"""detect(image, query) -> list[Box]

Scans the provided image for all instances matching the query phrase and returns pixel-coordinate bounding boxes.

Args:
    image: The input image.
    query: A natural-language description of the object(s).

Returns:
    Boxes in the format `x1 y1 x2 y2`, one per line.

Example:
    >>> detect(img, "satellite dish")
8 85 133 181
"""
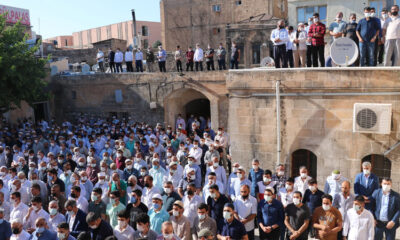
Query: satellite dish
330 37 359 66
260 57 275 67
50 65 58 76
82 64 90 74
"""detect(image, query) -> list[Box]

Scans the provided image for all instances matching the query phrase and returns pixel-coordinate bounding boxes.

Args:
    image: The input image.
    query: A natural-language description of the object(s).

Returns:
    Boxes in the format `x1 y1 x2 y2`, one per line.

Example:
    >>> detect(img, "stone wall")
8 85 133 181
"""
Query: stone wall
227 67 400 190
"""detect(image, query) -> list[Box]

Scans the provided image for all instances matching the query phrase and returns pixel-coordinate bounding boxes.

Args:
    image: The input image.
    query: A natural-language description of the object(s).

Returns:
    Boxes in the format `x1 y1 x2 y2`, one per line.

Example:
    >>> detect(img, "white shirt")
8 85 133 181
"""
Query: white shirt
75 195 89 213
24 208 50 229
290 30 307 51
94 181 110 204
113 224 135 240
49 213 66 232
294 176 312 196
270 28 290 46
194 48 204 61
10 202 29 223
163 171 182 189
233 195 257 231
97 51 104 63
10 229 31 240
16 187 30 205
343 208 375 240
142 186 160 209
205 166 227 189
278 188 294 207
189 147 202 163
203 180 225 201
125 51 134 62
182 194 203 227
114 51 124 63
384 16 400 40
0 201 11 221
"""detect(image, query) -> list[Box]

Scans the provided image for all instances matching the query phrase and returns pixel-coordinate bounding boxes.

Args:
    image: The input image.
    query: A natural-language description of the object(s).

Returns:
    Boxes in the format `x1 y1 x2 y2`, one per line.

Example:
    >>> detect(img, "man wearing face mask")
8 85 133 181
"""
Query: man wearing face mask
312 194 342 240
278 178 295 208
270 20 289 68
23 197 49 232
342 195 375 240
324 170 347 203
371 178 400 240
149 157 167 192
332 181 354 240
233 185 257 240
109 172 127 205
133 213 158 240
248 159 263 198
229 167 251 201
169 200 191 240
257 188 284 240
114 210 135 240
86 212 113 240
294 166 312 196
272 164 287 190
207 184 230 233
107 191 126 228
345 13 360 66
379 9 390 65
164 161 181 189
88 188 106 220
206 156 227 189
123 159 139 181
64 200 88 238
193 204 217 239
356 7 381 66
70 186 88 214
308 12 326 67
48 200 65 232
284 191 310 240
329 12 347 41
148 194 170 234
218 203 248 240
142 175 160 209
216 43 227 70
30 217 57 240
126 189 148 230
382 5 400 67
56 222 76 240
183 156 201 191
0 207 12 239
182 183 203 228
203 173 224 201
161 181 181 213
354 161 379 211
10 220 30 240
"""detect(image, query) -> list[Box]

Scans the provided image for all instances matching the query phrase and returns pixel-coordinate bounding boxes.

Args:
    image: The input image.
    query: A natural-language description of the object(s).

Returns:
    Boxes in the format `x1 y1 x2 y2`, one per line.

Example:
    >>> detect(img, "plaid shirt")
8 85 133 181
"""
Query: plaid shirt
308 22 326 46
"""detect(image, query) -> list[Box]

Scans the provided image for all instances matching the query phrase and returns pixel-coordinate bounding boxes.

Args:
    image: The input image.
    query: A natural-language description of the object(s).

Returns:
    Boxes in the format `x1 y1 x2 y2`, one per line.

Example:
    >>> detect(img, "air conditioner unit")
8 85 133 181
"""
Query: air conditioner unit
353 103 392 134
150 102 157 109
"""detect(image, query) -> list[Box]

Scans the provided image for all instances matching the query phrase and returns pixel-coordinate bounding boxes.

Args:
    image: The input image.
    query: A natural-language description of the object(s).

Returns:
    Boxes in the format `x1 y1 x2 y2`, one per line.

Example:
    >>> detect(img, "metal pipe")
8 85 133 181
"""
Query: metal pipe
131 9 138 47
252 92 400 97
276 81 281 166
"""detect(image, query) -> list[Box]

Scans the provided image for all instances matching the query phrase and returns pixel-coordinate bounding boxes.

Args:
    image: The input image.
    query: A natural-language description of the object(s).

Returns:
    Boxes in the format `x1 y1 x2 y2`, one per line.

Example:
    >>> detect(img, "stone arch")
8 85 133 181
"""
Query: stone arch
164 86 220 131
361 154 391 181
291 149 318 179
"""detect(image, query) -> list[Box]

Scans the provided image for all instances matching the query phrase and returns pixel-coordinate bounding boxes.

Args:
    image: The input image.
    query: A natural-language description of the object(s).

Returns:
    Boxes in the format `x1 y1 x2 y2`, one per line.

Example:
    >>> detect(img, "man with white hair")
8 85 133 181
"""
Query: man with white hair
354 161 379 211
164 161 181 189
17 171 31 192
10 219 30 240
79 171 93 199
11 179 29 205
48 200 66 232
94 172 109 204
183 156 201 191
229 167 252 201
206 156 227 189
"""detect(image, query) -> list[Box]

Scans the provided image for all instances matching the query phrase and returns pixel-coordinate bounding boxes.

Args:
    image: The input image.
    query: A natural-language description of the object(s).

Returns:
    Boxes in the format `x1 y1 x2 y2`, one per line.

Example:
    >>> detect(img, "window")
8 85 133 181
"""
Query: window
369 0 383 14
143 39 149 49
235 1 242 6
212 28 221 35
65 39 68 46
252 43 261 64
297 5 327 24
212 5 221 12
361 154 391 181
291 149 317 179
142 26 148 36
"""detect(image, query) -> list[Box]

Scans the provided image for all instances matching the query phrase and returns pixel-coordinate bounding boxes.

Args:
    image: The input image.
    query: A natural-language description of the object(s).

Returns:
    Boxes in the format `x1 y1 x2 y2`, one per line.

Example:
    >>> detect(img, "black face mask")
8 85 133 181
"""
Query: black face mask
0 150 3 153
12 228 21 234
187 189 194 196
242 194 249 199
279 25 284 29
127 182 134 187
70 193 77 199
144 183 151 188
392 11 398 16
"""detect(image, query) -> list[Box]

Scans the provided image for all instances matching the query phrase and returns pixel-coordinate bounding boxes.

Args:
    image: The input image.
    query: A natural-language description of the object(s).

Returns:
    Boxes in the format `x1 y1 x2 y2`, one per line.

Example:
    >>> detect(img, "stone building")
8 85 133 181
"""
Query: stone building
160 0 287 67
50 67 400 191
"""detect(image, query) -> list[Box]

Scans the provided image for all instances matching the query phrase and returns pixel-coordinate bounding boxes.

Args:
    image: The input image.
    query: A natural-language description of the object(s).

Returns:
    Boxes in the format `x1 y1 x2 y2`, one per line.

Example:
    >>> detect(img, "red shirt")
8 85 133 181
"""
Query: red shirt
308 22 326 46
186 50 194 62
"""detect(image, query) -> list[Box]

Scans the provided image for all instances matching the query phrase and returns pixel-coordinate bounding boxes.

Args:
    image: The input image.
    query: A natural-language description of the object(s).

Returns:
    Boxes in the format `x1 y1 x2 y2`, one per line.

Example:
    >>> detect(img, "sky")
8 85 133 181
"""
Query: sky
1 0 161 39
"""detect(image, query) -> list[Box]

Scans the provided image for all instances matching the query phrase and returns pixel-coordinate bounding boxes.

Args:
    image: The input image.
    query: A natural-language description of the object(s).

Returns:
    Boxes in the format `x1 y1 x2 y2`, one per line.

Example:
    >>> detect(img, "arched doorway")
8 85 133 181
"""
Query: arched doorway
291 149 317 179
361 154 391 181
164 88 218 130
185 99 210 120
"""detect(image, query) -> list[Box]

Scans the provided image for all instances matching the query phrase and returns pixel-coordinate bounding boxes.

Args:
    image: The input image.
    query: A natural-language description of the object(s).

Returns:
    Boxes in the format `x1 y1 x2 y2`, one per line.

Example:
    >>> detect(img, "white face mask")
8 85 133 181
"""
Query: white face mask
164 188 172 194
300 173 307 178
286 184 293 190
263 177 271 183
313 18 319 23
382 184 391 192
293 198 301 205
363 169 370 175
309 186 316 192
237 173 243 179
322 204 331 211
365 12 370 18
264 195 273 202
213 162 219 167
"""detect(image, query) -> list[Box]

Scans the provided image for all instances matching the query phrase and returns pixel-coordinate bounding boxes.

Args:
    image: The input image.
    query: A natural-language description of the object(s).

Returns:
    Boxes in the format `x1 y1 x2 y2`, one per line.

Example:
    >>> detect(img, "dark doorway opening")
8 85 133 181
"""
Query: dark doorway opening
184 98 210 120
291 149 317 179
361 154 391 181
33 102 49 123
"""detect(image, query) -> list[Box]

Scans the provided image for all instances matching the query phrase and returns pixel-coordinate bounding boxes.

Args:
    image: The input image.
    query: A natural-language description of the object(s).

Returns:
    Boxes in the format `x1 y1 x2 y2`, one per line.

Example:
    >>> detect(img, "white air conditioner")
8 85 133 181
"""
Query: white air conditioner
150 102 157 109
353 103 392 134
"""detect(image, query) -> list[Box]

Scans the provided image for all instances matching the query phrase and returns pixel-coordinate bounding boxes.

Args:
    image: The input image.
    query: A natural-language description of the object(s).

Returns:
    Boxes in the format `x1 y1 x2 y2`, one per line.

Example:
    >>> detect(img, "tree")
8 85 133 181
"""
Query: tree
152 40 162 48
0 14 48 114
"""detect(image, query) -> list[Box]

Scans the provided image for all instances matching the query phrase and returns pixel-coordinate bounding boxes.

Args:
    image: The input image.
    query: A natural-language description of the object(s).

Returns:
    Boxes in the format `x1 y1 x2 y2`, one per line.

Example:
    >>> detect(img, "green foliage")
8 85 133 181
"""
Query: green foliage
0 14 48 113
152 40 162 49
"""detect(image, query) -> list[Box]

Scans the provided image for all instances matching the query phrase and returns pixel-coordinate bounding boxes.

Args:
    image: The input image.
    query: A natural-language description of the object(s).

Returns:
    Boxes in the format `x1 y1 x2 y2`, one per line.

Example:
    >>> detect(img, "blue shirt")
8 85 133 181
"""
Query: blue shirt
0 220 12 240
158 50 167 62
302 189 324 214
135 51 143 61
257 199 284 228
148 208 170 234
248 168 264 197
230 178 252 199
329 21 347 39
207 194 230 232
30 229 57 240
379 193 390 221
219 218 247 239
356 18 380 41
270 28 290 46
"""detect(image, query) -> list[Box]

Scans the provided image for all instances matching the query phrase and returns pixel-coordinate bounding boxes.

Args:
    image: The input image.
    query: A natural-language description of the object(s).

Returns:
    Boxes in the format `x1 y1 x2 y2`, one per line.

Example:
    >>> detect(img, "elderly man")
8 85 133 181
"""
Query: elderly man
270 20 289 68
157 221 180 240
149 157 167 192
354 161 380 211
148 193 170 234
65 200 88 238
170 200 191 240
383 5 400 66
56 222 76 240
30 217 57 240
290 22 307 67
10 220 30 240
11 179 29 205
110 172 127 205
324 170 347 202
48 200 65 232
161 181 181 213
329 12 347 40
229 167 251 201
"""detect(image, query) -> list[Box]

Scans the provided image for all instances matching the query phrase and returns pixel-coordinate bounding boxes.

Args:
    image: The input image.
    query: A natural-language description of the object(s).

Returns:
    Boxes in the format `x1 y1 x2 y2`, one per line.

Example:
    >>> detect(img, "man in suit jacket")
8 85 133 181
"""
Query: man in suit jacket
371 178 400 240
65 199 88 238
354 161 380 210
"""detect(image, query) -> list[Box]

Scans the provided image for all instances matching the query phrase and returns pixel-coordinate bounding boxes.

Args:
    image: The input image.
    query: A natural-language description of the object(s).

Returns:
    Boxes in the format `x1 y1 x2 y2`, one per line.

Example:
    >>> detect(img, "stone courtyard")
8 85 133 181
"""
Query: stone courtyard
51 67 400 191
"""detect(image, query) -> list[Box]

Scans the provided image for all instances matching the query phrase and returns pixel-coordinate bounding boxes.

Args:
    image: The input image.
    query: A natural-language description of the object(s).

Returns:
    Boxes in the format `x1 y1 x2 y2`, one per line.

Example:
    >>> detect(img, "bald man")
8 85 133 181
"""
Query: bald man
30 217 57 239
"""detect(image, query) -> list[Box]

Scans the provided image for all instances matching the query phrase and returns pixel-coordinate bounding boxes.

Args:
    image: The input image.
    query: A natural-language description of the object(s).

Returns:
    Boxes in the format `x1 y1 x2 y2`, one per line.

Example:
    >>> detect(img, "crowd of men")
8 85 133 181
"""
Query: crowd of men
0 114 399 240
271 5 400 68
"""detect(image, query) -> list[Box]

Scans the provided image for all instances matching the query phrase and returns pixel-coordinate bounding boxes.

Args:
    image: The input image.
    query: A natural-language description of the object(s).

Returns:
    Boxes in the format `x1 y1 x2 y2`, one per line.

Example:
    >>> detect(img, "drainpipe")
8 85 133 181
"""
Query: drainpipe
276 81 281 166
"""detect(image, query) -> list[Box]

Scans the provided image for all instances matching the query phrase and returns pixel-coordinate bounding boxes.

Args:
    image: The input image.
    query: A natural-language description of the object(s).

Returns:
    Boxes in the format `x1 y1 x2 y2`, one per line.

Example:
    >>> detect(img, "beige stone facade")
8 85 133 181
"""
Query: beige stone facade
160 0 288 51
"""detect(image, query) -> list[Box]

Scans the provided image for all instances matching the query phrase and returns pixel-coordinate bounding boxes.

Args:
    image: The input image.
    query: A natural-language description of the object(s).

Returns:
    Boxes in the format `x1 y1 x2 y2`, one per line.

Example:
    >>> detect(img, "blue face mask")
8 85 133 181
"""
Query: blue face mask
153 165 159 170
0 219 3 224
130 196 137 204
36 227 45 233
47 175 53 182
153 203 160 210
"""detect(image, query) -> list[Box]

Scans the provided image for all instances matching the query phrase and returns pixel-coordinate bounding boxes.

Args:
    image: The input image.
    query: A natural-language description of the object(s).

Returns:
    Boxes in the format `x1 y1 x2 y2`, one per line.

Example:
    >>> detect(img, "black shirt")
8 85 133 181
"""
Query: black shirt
207 194 230 232
48 177 65 193
126 202 148 230
285 203 310 239
89 220 113 240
